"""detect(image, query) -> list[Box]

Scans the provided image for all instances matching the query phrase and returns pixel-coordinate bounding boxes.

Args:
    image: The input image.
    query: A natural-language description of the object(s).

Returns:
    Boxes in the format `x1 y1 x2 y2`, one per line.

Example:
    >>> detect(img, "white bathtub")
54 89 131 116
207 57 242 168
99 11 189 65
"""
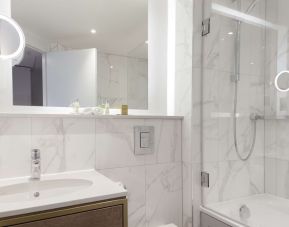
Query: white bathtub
201 194 289 227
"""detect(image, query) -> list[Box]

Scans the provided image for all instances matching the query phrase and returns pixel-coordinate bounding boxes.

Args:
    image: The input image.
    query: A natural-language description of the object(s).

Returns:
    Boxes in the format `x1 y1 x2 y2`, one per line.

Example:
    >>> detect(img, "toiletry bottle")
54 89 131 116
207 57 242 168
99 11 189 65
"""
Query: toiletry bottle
121 105 128 115
71 99 80 113
104 101 110 115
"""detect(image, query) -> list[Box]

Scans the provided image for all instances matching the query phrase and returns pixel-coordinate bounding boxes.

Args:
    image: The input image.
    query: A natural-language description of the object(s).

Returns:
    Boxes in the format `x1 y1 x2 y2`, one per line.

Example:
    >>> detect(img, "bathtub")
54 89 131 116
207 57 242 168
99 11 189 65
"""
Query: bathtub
201 194 289 227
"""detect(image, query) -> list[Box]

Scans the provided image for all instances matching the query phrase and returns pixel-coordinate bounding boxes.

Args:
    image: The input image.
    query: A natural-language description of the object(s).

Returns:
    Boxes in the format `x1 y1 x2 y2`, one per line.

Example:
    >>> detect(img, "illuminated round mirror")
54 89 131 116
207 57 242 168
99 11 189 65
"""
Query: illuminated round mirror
274 71 289 92
0 14 25 61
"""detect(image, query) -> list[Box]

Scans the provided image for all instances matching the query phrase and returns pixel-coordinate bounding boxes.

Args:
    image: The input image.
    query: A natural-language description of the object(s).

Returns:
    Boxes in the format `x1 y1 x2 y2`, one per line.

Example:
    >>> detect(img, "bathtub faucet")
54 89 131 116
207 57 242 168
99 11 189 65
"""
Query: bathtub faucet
31 149 41 180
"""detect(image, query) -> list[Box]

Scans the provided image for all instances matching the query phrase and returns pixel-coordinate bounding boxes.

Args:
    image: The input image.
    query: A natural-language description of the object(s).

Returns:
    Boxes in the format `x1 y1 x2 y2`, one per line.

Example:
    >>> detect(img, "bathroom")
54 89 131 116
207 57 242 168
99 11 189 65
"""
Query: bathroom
0 0 288 226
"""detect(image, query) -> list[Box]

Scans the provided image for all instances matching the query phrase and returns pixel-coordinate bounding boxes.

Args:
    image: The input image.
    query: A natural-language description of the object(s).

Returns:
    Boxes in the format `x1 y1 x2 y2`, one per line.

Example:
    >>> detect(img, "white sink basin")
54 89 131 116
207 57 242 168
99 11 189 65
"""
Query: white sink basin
0 179 93 203
0 170 127 218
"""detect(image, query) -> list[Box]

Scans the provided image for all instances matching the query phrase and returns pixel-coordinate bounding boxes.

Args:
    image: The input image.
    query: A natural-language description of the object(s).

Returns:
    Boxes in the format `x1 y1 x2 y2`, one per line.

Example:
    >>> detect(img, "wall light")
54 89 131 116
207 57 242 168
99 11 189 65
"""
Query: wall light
167 0 176 115
0 14 25 60
274 70 289 92
90 29 96 34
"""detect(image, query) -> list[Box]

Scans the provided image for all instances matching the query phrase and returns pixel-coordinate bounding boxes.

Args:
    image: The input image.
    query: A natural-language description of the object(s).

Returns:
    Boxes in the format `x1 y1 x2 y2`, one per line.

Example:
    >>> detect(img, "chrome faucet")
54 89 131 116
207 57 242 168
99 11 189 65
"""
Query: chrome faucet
31 149 41 180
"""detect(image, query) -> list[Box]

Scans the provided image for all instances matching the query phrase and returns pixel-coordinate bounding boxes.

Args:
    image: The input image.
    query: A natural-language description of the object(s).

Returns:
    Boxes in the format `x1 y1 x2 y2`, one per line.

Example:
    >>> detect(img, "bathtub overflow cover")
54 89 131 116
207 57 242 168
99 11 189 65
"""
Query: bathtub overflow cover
33 192 40 198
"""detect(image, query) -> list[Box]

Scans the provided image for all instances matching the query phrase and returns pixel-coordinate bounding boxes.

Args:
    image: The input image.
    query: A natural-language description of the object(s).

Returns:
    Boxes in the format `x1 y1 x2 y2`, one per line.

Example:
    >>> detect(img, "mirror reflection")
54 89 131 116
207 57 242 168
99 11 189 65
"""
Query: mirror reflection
11 0 148 109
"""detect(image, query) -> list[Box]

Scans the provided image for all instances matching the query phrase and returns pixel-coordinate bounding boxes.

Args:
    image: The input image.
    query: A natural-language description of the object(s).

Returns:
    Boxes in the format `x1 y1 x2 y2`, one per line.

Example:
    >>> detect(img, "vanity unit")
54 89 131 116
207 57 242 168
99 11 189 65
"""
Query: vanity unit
0 170 127 227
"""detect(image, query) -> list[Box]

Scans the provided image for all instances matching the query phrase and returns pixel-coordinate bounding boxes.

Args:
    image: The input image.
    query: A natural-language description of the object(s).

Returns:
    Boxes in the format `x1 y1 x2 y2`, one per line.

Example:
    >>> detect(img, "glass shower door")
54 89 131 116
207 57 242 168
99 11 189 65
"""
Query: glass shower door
201 0 266 225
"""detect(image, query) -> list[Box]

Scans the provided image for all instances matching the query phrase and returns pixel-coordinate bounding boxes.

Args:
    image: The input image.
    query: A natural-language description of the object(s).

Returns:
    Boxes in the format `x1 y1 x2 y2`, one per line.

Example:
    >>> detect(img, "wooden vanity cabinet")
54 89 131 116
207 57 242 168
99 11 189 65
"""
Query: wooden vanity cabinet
0 198 127 227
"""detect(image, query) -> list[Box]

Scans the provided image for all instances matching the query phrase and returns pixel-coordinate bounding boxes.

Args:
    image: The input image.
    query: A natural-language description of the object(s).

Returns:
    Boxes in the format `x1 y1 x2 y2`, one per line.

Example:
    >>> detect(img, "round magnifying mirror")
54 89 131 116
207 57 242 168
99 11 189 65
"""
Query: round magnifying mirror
275 71 289 92
0 14 25 61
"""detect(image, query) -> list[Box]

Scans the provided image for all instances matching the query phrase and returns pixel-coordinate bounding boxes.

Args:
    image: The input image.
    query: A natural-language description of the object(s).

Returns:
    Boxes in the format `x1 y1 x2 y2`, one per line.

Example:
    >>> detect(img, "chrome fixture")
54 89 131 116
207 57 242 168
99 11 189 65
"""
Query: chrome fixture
239 204 251 220
250 113 264 121
31 149 41 180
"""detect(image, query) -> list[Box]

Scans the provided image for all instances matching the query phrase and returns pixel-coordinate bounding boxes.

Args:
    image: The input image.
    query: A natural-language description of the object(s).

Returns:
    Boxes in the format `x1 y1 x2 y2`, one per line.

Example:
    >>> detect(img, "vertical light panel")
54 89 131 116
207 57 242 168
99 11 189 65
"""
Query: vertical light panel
167 0 176 115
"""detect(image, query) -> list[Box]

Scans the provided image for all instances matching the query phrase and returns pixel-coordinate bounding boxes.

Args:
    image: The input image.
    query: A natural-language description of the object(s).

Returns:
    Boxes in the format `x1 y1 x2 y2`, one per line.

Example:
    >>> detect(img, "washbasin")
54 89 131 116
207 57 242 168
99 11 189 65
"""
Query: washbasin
0 170 127 218
0 179 93 203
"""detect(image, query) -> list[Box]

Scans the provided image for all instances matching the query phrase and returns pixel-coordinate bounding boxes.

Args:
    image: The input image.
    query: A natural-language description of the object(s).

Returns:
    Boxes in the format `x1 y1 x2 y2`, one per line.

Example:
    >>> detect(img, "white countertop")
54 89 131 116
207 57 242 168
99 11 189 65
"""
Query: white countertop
0 112 183 120
0 170 127 218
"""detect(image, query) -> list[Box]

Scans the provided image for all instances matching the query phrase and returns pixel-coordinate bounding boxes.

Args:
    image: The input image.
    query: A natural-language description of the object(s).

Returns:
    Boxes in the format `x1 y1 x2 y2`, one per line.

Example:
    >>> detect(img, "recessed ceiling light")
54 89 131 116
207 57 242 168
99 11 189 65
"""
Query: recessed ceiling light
228 32 234 35
90 29 96 34
110 65 114 69
145 40 149 44
250 62 255 65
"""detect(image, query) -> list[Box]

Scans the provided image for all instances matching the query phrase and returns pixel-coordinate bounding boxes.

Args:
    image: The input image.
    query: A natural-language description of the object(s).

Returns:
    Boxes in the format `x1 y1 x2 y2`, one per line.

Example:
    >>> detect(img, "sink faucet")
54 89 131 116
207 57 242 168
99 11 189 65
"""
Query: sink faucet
31 149 41 180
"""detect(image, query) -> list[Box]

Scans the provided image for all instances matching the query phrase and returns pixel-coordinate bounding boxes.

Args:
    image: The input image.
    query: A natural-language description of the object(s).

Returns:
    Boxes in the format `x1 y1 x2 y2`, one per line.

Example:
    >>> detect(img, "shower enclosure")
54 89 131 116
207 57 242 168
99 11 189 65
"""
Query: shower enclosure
200 0 289 226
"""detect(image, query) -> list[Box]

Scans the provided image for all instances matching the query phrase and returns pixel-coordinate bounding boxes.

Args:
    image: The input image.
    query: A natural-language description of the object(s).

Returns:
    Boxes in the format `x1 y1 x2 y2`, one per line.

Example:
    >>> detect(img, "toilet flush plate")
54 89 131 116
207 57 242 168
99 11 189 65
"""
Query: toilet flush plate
134 126 154 155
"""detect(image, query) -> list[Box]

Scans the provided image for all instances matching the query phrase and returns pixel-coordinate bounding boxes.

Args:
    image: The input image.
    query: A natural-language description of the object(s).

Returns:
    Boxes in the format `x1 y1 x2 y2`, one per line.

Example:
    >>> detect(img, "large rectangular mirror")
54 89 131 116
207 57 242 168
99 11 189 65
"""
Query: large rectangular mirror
11 0 148 109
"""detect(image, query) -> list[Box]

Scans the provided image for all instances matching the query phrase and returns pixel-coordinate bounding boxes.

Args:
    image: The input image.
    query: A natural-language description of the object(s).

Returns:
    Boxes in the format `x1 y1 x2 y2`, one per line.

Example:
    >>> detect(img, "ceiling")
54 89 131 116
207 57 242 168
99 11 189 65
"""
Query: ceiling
11 0 148 58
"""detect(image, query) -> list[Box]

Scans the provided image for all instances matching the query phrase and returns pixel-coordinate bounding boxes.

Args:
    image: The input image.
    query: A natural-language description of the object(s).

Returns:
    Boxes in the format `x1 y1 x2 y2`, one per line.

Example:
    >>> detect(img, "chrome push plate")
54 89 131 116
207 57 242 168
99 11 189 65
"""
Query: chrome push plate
134 126 154 155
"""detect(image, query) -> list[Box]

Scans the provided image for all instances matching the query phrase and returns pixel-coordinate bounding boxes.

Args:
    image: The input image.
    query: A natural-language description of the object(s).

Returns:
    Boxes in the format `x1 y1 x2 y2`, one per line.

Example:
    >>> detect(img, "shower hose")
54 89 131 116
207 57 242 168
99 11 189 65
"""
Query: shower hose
233 81 257 161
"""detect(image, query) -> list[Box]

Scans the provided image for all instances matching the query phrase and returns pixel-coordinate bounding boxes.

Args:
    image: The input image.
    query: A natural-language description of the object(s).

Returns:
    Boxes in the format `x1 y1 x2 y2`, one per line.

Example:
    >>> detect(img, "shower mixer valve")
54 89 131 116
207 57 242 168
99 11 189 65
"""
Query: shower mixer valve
249 113 264 121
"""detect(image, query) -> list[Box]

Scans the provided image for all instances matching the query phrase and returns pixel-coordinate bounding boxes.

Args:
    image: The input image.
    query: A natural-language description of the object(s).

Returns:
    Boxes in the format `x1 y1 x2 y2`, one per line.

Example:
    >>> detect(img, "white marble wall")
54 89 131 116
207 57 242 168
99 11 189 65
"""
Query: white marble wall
0 116 182 227
200 0 266 209
175 0 193 226
264 0 289 201
97 52 148 109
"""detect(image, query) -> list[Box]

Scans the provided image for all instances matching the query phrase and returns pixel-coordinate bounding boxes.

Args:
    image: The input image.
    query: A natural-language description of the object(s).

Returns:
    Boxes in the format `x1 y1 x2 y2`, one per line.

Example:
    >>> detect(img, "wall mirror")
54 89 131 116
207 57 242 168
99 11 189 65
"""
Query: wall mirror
0 14 25 61
11 0 148 109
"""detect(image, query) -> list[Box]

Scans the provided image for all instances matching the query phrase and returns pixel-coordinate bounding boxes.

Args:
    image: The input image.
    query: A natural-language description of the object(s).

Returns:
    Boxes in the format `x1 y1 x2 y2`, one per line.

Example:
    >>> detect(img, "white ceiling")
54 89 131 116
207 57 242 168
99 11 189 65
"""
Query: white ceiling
11 0 148 58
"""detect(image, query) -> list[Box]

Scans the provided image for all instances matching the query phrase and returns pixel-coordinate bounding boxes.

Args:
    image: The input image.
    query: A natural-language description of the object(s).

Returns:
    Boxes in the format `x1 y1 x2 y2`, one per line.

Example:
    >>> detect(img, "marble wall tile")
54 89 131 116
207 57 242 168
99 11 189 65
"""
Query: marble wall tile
191 67 202 164
144 119 182 165
192 162 202 227
175 0 193 225
182 162 193 227
218 118 264 162
95 119 182 169
146 163 182 227
203 0 265 75
265 158 289 200
95 118 146 169
62 118 95 171
202 162 220 205
31 118 95 174
95 132 145 169
96 119 183 227
0 118 31 178
263 0 289 202
100 164 183 227
264 120 277 159
192 0 202 69
218 158 264 202
0 116 182 227
265 157 276 195
31 118 65 173
239 24 265 77
202 14 236 73
275 159 289 199
99 166 146 227
275 121 289 161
